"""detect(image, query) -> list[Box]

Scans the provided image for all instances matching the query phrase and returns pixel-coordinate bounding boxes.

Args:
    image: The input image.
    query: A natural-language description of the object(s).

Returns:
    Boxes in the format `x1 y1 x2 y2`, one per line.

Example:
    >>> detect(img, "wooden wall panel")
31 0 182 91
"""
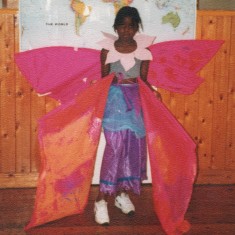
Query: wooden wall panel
194 11 235 183
212 16 230 170
14 11 31 174
0 10 234 187
197 15 217 171
15 67 31 174
0 11 16 174
226 16 235 171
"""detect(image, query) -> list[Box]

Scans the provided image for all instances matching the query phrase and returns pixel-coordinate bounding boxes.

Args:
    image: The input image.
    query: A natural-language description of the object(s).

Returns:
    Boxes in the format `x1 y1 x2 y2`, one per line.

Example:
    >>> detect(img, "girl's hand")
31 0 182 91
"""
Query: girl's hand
150 84 162 101
153 90 162 101
90 79 97 85
112 76 118 84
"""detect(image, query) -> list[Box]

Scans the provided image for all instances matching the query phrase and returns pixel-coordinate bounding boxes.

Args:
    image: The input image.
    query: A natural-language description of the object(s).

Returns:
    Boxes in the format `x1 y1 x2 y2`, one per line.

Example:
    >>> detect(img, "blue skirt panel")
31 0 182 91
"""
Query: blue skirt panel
102 84 146 138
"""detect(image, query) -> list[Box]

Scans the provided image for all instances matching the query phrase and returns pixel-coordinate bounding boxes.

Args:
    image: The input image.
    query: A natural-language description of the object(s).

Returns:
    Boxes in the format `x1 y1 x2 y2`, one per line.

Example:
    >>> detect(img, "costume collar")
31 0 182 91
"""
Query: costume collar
98 32 156 71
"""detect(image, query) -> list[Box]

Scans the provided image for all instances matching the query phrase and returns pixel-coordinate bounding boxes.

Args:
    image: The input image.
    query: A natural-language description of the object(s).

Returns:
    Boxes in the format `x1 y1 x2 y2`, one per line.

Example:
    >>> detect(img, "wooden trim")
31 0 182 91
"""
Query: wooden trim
197 10 235 16
196 170 235 184
2 170 234 188
0 8 18 14
0 173 38 188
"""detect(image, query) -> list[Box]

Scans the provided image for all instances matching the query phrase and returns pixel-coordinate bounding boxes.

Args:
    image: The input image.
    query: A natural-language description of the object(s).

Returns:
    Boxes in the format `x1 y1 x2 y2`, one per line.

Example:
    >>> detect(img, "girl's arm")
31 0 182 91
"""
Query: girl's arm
140 60 162 101
100 48 110 77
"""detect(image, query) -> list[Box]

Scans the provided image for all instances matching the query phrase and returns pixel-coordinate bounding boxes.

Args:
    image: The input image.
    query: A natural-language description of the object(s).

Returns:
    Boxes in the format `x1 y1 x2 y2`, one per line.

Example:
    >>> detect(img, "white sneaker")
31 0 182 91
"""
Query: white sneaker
115 193 135 215
94 200 110 225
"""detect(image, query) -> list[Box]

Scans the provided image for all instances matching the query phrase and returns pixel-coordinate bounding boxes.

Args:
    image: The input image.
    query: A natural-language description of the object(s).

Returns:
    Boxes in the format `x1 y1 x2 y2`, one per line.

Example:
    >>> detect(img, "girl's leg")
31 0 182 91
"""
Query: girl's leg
96 191 109 202
99 130 145 194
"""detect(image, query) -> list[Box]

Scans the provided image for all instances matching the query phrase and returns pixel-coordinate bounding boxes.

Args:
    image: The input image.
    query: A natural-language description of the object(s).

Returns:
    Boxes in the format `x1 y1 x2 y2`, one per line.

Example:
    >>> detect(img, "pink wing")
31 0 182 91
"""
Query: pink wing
15 46 101 103
139 78 196 234
149 40 224 94
25 75 113 230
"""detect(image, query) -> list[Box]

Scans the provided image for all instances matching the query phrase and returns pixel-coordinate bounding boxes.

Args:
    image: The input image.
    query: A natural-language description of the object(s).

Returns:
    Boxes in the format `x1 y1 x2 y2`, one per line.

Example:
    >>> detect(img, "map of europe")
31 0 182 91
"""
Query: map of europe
20 0 196 51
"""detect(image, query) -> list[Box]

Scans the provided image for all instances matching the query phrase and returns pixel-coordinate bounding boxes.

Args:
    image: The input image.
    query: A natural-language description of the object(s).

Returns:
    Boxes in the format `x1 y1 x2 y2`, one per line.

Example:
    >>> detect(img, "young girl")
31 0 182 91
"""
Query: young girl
94 6 161 225
15 4 221 234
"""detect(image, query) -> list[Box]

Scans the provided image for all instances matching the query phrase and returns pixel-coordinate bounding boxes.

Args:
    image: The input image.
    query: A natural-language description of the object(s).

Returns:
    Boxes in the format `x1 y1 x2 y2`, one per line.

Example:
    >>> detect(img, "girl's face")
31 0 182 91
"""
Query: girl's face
115 17 138 41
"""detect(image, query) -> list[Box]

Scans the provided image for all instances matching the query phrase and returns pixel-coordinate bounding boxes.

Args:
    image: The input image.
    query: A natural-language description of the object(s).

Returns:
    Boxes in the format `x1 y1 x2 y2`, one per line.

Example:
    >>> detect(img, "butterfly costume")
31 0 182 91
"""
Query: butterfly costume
15 33 223 235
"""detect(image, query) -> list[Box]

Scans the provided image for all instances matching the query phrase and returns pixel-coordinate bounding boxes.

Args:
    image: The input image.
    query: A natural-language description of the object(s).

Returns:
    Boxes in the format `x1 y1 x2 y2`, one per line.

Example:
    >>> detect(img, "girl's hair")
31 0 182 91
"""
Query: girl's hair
113 6 143 31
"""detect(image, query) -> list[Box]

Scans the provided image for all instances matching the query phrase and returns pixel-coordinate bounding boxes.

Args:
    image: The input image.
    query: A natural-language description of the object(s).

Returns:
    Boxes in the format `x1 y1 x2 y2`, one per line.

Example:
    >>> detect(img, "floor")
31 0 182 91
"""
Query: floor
0 185 235 235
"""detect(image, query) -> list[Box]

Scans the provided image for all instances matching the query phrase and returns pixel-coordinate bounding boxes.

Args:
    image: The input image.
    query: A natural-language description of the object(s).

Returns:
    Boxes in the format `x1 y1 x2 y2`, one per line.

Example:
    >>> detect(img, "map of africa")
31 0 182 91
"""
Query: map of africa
19 0 196 51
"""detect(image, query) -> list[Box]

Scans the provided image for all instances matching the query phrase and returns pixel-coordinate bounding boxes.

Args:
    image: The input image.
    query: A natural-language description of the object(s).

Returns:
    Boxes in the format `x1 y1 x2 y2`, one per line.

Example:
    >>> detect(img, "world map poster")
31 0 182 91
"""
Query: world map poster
19 0 197 51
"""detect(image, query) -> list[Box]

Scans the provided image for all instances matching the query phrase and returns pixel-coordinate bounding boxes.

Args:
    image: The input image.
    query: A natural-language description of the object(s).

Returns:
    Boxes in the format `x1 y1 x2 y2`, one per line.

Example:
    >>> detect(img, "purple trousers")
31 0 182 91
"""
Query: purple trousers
99 129 147 195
